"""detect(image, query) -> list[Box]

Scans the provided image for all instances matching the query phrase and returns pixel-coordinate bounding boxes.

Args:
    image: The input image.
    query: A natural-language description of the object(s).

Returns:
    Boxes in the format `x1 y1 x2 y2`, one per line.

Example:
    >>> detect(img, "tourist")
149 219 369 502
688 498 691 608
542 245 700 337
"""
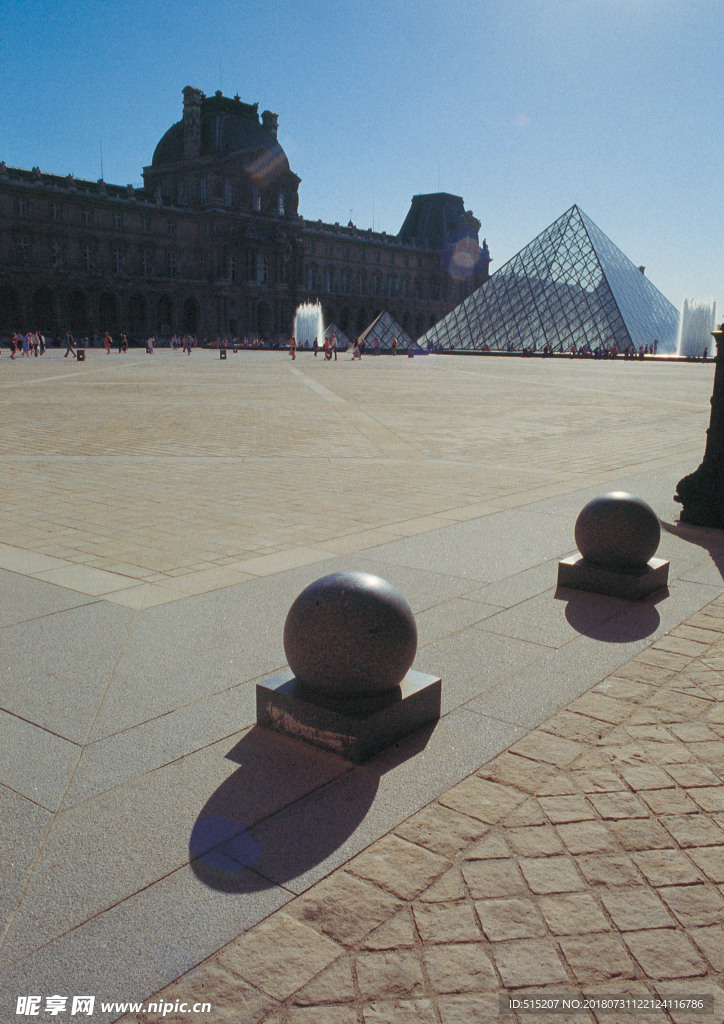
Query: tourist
39 333 45 355
64 332 76 358
21 333 30 357
392 336 398 356
373 336 379 356
654 339 659 356
289 335 297 360
331 333 337 360
313 337 319 357
352 337 360 359
323 336 331 360
10 332 18 359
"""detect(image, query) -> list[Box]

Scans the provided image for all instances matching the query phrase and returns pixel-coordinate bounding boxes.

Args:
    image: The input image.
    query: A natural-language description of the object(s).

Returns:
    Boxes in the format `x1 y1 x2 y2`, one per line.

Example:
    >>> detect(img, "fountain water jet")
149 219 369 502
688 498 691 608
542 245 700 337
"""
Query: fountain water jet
294 302 324 350
676 298 717 358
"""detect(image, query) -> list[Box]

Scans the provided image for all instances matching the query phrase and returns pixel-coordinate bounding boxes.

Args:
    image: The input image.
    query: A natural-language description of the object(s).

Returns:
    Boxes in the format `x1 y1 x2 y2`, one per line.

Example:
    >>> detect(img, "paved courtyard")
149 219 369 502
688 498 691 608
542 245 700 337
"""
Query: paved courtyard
1 349 723 1022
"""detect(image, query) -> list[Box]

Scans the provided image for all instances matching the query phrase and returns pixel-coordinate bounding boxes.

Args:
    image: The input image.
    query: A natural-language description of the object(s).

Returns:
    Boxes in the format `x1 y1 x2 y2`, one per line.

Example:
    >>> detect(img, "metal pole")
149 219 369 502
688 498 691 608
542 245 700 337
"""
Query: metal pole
674 322 724 526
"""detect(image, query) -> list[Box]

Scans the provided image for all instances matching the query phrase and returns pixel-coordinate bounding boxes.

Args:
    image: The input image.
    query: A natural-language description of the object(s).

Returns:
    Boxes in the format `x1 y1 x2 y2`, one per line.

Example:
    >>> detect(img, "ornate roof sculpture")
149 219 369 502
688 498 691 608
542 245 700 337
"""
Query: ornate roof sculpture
420 206 679 353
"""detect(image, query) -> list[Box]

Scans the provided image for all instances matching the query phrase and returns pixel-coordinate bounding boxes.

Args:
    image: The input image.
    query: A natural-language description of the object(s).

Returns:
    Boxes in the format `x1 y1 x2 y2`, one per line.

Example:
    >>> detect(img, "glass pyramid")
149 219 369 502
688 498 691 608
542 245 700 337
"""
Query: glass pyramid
420 206 679 354
359 311 414 352
324 323 350 351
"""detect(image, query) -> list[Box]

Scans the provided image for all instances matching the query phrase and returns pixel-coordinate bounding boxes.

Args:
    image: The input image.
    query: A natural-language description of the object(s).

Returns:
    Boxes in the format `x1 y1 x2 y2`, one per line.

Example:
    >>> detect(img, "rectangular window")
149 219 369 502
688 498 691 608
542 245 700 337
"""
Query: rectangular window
17 198 27 216
83 207 91 224
114 212 122 229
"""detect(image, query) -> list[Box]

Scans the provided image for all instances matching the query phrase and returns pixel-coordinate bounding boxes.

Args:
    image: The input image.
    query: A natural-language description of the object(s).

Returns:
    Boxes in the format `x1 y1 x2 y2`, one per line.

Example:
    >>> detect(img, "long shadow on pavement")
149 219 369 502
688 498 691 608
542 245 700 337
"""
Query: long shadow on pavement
557 588 663 642
189 722 435 893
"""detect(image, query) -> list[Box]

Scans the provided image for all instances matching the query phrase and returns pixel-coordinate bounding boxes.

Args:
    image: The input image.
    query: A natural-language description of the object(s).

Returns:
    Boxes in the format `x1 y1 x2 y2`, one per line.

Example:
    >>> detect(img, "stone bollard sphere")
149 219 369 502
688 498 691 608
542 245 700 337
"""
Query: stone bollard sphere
575 492 660 571
283 571 417 701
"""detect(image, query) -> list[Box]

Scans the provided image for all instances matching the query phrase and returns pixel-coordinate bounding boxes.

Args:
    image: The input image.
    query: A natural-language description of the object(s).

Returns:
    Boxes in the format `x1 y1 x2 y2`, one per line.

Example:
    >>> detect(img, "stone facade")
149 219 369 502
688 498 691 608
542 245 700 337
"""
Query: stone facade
0 87 490 342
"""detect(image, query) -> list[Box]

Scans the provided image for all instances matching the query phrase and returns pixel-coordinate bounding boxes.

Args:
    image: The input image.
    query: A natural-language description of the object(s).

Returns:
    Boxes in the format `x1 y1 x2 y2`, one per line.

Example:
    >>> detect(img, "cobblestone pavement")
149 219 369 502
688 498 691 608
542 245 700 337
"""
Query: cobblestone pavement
123 598 724 1024
0 349 712 606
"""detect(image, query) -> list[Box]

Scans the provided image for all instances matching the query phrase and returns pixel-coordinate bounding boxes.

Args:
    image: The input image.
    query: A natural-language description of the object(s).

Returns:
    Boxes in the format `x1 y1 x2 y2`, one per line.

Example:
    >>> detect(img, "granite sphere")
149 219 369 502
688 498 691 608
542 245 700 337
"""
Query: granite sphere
575 492 660 571
283 571 417 700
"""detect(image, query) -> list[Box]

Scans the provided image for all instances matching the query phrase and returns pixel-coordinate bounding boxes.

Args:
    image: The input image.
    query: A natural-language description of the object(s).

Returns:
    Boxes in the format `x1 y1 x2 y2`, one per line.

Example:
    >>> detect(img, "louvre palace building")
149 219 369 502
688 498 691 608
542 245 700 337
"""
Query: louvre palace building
0 85 490 343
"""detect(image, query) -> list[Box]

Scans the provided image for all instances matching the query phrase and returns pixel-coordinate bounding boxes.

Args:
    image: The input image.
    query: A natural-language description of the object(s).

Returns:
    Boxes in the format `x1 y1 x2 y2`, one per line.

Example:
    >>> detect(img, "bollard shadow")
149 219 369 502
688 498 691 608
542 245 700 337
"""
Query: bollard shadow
189 721 436 894
660 520 724 581
556 587 663 642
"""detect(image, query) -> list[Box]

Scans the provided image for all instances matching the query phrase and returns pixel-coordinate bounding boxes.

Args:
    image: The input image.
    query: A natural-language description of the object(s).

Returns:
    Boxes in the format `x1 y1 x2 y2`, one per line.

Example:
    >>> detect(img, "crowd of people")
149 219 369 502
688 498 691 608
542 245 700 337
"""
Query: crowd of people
287 334 409 360
6 331 46 358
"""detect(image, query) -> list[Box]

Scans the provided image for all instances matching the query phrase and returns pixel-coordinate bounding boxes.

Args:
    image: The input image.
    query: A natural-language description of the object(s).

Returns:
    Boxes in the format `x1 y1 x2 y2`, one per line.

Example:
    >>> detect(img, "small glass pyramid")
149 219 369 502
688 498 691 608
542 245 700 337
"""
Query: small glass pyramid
324 323 350 351
420 206 679 353
359 311 414 352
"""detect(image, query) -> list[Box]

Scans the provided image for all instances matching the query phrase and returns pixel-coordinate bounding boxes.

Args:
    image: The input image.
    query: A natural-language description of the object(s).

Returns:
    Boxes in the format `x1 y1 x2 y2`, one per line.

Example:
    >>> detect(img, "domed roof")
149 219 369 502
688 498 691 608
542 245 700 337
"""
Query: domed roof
151 90 290 180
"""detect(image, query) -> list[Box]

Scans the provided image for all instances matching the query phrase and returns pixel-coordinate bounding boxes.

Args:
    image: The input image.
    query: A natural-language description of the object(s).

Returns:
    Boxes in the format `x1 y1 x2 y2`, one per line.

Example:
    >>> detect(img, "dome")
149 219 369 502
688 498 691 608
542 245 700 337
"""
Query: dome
150 90 290 181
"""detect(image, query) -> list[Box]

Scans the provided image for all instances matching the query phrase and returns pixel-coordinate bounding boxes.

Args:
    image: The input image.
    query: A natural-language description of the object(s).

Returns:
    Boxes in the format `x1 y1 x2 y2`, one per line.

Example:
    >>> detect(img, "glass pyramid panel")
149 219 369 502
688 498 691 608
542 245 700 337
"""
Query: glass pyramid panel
324 323 350 350
359 311 414 351
420 206 679 354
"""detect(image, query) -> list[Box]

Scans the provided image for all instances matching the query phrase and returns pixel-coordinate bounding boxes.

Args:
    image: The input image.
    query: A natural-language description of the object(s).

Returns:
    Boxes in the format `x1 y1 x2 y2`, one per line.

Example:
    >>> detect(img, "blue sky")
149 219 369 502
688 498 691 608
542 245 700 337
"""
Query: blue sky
1 0 721 316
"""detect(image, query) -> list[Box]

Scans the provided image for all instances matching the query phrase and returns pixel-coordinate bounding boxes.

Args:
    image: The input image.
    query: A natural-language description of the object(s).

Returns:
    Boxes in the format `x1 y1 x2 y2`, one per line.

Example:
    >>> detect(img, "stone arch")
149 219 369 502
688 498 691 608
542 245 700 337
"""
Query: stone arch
257 301 272 338
99 292 119 332
66 291 88 334
157 295 173 334
0 284 21 331
183 296 199 334
128 294 146 336
31 287 56 332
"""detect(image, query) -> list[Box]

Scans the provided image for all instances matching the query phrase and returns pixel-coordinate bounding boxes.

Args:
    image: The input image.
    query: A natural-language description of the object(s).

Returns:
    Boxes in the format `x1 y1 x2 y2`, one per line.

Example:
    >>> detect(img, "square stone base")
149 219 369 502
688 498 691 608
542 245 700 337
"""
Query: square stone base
256 668 442 762
557 552 669 600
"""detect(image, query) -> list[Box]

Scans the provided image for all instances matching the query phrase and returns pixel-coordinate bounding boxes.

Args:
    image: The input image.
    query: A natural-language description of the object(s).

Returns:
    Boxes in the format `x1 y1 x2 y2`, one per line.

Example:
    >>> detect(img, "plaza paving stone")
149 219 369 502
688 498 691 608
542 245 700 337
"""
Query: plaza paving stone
1 349 724 1022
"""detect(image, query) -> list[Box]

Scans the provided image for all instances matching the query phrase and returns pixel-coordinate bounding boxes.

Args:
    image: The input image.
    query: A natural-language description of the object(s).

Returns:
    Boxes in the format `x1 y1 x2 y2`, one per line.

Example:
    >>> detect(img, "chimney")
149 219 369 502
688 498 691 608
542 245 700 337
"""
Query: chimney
182 86 203 160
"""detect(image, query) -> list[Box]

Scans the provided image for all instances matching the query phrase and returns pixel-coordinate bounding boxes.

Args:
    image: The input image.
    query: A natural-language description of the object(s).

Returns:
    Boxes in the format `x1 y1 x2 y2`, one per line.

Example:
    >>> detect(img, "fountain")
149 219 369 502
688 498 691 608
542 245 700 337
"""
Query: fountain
676 298 717 358
294 302 324 350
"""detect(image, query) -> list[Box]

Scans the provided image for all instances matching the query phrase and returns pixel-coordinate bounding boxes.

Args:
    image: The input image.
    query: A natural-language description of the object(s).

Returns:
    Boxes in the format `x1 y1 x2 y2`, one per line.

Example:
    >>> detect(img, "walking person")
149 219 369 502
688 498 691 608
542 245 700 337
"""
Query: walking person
104 332 112 355
10 332 18 359
289 335 297 360
331 332 337 361
392 336 398 356
64 332 76 358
